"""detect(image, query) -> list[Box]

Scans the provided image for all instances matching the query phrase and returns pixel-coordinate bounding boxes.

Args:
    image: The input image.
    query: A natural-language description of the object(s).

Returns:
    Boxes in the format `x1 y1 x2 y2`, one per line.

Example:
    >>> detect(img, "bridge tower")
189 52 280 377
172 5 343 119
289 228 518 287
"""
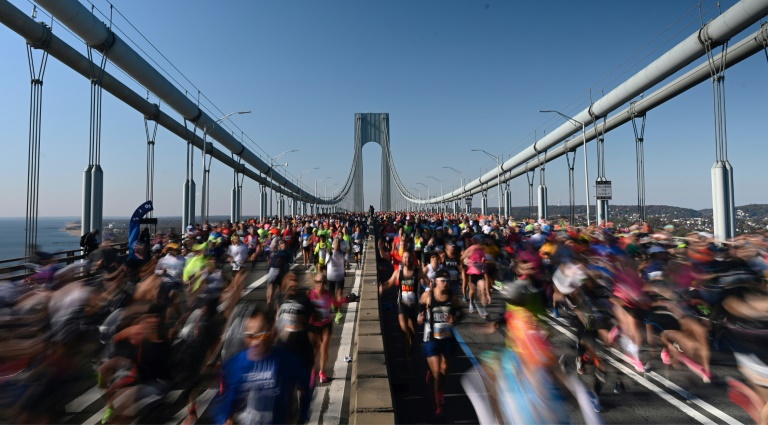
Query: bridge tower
353 113 392 212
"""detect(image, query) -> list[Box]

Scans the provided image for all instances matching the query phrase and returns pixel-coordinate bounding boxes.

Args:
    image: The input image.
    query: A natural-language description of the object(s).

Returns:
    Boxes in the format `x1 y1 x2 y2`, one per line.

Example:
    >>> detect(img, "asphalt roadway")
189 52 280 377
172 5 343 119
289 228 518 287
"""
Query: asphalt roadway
381 272 754 425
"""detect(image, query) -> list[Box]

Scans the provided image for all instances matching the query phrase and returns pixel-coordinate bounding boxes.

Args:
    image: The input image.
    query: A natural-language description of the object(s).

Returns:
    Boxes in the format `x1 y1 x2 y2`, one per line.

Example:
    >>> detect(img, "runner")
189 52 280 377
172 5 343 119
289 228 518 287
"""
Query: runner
309 273 334 383
418 269 461 416
351 225 364 269
442 240 463 301
461 239 491 318
326 237 347 324
380 250 426 359
301 223 313 269
265 238 291 309
211 309 311 424
274 272 317 391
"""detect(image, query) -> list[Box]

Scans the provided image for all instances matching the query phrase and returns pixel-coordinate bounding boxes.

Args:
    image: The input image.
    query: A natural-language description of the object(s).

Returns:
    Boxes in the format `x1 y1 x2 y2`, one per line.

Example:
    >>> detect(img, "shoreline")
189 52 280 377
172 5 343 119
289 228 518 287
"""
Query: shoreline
62 221 81 237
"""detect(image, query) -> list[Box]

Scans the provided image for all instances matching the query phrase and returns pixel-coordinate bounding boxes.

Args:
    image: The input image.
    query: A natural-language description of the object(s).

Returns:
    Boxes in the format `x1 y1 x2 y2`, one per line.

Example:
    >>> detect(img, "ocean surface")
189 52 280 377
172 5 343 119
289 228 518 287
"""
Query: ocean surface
0 217 82 260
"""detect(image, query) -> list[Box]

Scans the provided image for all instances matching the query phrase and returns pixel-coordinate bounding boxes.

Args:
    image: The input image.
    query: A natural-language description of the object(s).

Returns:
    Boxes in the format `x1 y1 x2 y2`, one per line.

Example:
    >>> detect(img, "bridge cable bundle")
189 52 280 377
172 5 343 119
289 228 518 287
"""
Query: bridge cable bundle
23 6 50 258
630 100 647 222
144 95 160 218
703 2 736 241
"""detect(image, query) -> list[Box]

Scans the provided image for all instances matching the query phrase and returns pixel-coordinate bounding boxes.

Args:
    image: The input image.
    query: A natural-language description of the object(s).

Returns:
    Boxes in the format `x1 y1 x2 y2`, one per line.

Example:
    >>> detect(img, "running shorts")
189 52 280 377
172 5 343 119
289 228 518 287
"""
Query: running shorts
423 338 453 358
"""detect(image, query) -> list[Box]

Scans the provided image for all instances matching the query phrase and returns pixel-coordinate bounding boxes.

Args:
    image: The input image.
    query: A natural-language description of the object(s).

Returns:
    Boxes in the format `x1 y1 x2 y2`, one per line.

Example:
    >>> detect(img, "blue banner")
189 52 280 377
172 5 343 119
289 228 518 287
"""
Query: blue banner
128 200 153 258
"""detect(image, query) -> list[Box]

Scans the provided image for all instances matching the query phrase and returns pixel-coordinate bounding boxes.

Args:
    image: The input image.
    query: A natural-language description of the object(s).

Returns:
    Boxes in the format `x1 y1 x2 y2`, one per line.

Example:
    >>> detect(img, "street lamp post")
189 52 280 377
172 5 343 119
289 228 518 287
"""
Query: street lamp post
417 182 430 212
268 149 297 218
443 166 466 214
472 149 501 217
410 187 421 212
427 176 443 213
539 110 590 226
201 111 251 223
299 167 318 216
327 183 339 212
316 176 330 214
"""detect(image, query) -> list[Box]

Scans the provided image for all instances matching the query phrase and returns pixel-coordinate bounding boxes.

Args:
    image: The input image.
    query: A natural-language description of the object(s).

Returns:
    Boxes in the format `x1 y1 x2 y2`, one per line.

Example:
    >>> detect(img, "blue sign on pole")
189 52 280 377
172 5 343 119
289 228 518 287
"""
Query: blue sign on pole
128 201 154 258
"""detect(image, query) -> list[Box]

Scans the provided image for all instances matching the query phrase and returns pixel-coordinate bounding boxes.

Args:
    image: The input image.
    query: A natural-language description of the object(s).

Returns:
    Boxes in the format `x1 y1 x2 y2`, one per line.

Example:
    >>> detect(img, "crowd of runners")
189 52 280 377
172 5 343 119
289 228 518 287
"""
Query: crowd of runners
2 207 768 424
372 211 768 424
0 213 369 424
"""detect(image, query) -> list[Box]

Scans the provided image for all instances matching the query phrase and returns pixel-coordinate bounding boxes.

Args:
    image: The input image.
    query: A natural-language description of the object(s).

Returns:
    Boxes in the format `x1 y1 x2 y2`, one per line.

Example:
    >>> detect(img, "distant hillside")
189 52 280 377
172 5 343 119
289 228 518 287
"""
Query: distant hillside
475 204 705 219
475 204 768 217
699 204 768 219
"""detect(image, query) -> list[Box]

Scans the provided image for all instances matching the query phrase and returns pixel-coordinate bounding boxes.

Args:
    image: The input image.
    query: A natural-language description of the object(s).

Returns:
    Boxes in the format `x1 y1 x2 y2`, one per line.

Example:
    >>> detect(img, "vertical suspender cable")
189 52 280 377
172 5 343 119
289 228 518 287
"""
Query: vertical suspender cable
525 165 534 219
565 149 576 225
24 19 50 258
631 103 647 222
144 98 159 218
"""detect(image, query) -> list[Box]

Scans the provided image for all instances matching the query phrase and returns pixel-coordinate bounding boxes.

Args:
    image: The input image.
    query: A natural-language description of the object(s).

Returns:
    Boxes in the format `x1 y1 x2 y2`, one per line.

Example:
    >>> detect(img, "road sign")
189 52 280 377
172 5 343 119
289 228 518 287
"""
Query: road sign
465 196 472 206
596 180 612 200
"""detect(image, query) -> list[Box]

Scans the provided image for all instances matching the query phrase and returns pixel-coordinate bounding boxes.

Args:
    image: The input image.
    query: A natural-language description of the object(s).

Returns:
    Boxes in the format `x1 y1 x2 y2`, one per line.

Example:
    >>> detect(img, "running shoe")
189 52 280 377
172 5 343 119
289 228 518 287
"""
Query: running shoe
335 311 344 324
435 406 444 416
576 356 586 375
462 294 468 303
102 407 114 424
678 353 711 383
588 391 602 413
661 349 672 365
553 307 560 318
477 304 488 319
608 326 620 346
629 356 645 373
468 301 475 314
319 371 329 383
614 380 626 394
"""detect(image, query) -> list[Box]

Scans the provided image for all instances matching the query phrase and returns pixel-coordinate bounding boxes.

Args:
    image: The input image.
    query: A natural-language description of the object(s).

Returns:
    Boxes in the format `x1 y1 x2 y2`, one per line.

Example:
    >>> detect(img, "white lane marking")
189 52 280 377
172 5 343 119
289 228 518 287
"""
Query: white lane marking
310 242 366 424
541 315 716 425
165 389 216 425
83 406 107 425
545 312 744 425
606 343 744 425
66 385 102 413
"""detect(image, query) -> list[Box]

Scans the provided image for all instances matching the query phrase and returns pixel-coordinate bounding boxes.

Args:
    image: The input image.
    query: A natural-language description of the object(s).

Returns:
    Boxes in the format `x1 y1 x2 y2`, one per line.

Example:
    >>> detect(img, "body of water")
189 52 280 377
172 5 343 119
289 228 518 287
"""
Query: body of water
0 217 82 260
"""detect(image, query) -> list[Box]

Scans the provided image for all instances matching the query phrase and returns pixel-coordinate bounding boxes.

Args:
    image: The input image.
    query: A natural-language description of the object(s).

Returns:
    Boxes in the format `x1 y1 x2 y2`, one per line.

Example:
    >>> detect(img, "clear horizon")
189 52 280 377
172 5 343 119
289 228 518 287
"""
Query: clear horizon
3 202 766 220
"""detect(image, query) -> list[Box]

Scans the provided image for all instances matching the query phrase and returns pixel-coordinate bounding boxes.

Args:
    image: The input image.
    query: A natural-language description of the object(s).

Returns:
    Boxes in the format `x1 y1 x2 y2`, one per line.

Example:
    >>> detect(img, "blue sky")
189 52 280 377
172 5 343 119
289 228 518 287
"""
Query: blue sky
1 0 766 217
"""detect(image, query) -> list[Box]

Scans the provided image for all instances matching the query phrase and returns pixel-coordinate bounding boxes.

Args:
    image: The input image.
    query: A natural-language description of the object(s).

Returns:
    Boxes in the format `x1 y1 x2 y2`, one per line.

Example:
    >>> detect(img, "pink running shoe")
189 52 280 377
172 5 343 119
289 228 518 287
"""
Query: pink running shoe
628 356 645 373
319 370 329 383
678 353 711 383
608 327 620 346
661 349 672 365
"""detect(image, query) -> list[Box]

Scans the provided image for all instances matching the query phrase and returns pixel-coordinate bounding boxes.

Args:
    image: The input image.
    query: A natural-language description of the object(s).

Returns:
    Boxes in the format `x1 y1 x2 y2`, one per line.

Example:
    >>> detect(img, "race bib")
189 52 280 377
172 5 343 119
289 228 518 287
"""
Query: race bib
433 322 452 339
400 290 417 305
448 269 459 281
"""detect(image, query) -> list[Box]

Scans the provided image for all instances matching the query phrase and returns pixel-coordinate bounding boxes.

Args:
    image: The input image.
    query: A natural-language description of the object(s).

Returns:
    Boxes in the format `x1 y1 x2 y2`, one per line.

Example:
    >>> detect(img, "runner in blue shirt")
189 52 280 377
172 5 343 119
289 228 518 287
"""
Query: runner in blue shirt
212 310 311 424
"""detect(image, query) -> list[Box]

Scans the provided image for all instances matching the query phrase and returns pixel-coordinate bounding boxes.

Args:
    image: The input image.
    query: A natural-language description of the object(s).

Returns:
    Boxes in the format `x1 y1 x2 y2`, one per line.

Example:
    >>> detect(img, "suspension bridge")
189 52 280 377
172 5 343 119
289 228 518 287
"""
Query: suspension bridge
2 0 768 423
